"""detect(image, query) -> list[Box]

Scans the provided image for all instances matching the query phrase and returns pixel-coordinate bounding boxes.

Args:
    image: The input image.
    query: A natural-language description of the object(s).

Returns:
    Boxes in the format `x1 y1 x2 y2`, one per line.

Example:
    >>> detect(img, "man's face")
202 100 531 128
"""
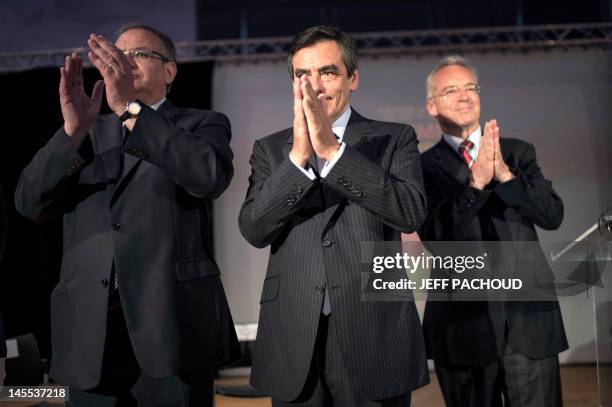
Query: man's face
426 65 481 134
291 40 359 123
115 28 176 104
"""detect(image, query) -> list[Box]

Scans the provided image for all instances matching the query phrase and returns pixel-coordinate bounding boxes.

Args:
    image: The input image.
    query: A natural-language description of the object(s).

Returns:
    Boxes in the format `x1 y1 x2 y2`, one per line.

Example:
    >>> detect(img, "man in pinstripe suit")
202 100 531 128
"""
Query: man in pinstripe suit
239 26 429 406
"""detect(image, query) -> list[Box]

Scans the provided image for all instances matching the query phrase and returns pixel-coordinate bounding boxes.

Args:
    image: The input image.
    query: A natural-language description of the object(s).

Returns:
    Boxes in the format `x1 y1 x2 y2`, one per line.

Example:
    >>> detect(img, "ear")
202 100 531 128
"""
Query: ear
426 98 438 117
165 61 177 86
349 69 359 91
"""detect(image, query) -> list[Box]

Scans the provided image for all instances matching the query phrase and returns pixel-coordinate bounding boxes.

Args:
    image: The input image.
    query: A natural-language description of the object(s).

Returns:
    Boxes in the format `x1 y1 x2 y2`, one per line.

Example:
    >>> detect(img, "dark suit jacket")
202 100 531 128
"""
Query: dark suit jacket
419 137 568 367
15 101 240 389
239 110 430 401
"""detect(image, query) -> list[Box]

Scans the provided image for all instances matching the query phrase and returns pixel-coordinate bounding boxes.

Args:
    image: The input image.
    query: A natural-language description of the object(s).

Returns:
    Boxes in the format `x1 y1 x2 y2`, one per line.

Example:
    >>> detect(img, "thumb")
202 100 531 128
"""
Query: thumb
91 80 105 105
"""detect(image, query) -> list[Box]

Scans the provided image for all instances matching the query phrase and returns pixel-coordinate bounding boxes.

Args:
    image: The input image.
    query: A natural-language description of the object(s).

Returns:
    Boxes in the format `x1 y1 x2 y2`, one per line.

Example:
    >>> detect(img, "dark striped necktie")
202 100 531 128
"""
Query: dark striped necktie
458 139 475 170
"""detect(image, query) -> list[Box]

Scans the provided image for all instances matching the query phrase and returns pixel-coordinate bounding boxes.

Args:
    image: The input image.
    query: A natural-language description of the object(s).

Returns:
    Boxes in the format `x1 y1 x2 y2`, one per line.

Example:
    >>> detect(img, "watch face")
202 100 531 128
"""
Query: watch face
127 102 141 116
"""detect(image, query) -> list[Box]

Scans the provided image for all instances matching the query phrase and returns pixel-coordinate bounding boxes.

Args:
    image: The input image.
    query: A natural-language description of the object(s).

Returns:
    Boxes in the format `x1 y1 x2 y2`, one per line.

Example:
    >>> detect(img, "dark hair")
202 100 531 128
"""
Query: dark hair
287 25 358 78
116 23 176 62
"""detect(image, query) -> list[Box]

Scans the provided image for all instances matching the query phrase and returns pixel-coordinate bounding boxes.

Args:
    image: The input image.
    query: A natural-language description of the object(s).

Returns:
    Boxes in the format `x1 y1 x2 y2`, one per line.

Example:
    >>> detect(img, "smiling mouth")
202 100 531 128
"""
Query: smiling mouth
456 106 473 112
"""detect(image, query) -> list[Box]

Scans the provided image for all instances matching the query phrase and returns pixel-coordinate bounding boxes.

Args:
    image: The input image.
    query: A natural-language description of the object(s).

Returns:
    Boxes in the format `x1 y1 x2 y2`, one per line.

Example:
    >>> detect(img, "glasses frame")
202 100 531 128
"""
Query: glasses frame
123 49 172 63
429 84 481 101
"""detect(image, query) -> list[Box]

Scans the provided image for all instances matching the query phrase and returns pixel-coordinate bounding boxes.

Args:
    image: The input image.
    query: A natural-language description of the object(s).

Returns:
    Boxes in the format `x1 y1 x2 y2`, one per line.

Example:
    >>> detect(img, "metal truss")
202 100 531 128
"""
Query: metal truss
1 23 610 72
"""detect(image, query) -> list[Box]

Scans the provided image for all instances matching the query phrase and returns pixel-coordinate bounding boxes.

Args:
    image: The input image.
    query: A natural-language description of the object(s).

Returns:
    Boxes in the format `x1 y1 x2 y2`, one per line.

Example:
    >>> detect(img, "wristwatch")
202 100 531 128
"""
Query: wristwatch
118 100 142 122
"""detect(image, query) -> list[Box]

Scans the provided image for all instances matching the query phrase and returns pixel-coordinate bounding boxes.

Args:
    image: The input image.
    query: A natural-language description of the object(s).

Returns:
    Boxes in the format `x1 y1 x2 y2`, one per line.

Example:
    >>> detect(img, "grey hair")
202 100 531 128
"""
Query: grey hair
426 55 478 98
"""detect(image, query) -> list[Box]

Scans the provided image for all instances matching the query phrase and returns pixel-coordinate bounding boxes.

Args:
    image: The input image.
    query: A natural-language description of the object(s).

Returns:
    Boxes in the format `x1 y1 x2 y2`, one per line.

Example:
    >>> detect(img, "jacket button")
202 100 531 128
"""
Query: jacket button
100 279 109 288
322 239 332 247
315 286 325 294
112 223 122 231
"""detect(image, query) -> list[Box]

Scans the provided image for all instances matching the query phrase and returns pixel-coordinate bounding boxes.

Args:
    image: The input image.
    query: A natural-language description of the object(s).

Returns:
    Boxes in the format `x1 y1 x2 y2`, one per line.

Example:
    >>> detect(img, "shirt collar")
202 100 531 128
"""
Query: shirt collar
150 98 166 111
332 106 352 142
443 126 482 159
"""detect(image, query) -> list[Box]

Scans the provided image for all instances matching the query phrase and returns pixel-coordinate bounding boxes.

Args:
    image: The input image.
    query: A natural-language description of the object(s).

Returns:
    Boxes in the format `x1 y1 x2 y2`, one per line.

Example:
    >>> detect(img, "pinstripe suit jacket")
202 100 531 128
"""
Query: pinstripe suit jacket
239 110 430 401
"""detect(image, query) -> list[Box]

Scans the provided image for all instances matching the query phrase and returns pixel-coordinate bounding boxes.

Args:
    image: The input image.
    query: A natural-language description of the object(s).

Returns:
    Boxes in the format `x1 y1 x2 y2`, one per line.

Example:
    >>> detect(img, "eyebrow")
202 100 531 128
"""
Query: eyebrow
442 82 476 91
294 64 341 77
319 64 340 73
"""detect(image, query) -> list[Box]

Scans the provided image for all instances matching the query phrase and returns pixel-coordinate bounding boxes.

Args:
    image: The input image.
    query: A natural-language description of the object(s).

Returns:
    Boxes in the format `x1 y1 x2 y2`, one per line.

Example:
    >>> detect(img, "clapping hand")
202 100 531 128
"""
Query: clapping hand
59 53 104 145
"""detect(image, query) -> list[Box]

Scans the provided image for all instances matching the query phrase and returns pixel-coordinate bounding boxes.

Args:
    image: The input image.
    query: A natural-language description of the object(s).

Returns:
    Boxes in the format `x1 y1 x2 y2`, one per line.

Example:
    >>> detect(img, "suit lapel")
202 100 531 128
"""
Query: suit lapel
434 138 469 184
320 110 373 234
110 100 177 206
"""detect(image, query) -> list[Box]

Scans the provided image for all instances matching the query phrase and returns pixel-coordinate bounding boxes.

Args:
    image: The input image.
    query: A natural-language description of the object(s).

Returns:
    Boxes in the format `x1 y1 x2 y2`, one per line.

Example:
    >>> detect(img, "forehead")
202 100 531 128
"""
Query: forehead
115 28 162 51
292 40 345 70
432 65 477 89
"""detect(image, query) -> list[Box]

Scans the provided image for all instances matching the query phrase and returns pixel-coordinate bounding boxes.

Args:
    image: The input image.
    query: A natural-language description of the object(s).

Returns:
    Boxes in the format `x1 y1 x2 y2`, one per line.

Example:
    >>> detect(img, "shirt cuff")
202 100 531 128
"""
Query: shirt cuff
320 142 346 178
289 154 317 181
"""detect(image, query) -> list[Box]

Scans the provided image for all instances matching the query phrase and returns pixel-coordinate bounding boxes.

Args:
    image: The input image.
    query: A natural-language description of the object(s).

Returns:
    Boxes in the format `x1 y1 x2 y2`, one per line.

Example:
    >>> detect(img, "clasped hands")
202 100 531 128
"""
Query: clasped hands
289 75 340 168
60 34 136 144
469 119 515 190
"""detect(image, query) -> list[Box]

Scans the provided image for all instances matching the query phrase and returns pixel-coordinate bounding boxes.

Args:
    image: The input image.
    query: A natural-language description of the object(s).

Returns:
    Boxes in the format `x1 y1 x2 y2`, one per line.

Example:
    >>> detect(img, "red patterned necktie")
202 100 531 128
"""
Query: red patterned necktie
459 139 475 170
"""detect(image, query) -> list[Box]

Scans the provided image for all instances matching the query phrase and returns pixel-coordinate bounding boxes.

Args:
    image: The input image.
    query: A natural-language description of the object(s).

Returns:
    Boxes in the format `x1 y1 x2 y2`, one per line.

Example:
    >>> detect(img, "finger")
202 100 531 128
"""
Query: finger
88 37 112 64
293 77 303 104
87 50 113 79
73 53 85 91
493 122 500 141
90 34 128 72
483 120 492 139
300 75 319 104
59 66 69 98
88 37 119 76
300 77 320 118
64 55 72 82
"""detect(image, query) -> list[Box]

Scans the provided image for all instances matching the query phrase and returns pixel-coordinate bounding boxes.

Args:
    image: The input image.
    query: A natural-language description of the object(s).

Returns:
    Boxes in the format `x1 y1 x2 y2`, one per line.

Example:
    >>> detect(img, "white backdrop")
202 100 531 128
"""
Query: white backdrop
212 49 612 363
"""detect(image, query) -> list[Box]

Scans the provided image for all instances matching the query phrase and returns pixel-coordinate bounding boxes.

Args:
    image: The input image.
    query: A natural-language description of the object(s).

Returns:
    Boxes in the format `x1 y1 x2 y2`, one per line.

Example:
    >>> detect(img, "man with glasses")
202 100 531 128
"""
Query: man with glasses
420 55 567 406
15 23 239 406
239 25 429 406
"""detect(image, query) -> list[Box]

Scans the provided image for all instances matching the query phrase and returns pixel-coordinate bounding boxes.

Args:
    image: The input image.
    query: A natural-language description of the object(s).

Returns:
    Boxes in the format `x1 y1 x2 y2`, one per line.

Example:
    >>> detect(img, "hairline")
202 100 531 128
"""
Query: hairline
426 55 478 99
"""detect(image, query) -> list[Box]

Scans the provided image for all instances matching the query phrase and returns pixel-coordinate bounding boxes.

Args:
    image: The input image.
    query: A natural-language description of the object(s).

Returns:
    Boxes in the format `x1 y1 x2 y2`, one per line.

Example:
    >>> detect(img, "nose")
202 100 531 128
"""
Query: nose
125 53 138 69
311 74 325 95
457 88 469 101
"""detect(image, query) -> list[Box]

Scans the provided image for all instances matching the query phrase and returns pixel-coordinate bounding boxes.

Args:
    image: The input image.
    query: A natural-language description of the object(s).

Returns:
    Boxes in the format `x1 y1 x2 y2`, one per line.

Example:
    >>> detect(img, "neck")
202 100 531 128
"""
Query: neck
439 122 479 140
136 90 166 107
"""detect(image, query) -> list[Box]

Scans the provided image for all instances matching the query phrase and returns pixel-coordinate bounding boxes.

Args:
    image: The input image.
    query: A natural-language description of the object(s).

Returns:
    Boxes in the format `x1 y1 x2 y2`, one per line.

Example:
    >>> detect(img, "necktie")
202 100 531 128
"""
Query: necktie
459 139 474 170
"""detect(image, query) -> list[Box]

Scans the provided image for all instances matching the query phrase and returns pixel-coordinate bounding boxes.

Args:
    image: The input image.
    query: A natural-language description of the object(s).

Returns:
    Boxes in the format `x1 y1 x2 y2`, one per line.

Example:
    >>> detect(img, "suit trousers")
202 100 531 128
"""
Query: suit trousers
434 347 562 407
272 314 411 407
68 291 214 407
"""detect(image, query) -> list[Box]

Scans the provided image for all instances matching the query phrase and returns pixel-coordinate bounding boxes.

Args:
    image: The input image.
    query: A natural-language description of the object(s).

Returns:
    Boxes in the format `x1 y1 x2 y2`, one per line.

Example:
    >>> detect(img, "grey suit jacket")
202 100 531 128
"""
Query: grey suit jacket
419 137 568 366
15 101 240 389
239 110 430 401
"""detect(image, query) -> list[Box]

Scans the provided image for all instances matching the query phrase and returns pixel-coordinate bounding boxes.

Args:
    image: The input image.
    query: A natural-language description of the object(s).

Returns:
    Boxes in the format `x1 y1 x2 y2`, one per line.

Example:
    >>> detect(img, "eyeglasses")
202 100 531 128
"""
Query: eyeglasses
430 84 481 100
123 49 172 63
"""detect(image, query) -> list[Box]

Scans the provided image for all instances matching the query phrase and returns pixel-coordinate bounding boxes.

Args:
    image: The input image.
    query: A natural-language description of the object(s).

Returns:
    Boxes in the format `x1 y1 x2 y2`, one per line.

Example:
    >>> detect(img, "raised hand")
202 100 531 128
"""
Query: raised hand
87 34 135 116
469 120 496 189
289 75 314 168
300 75 340 161
492 122 514 183
59 53 104 144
